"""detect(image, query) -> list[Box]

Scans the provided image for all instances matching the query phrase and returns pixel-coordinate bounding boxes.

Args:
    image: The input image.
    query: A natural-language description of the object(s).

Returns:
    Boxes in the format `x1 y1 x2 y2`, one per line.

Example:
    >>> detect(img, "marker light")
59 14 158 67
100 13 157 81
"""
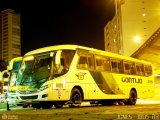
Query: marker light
24 56 34 61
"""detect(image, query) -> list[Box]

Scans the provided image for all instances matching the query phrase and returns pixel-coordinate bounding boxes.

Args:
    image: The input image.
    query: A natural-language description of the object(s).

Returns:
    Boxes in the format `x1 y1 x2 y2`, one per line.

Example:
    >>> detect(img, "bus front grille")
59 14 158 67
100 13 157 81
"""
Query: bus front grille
20 95 38 100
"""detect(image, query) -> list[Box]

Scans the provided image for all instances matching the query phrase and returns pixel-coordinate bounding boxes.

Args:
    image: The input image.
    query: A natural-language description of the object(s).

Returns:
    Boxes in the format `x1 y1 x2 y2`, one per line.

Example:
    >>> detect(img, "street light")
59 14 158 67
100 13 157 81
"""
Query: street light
133 36 141 43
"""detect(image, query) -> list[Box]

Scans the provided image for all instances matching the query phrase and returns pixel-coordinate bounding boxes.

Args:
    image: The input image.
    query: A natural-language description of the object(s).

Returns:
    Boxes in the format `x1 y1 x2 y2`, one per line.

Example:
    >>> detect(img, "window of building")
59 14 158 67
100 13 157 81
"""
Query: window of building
12 15 20 25
12 43 20 49
12 27 20 36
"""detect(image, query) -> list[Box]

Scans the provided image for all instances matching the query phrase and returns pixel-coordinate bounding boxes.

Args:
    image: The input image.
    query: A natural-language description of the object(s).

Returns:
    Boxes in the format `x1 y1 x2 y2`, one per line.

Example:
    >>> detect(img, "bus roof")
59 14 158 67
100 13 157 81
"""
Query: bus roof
25 45 88 55
25 44 152 65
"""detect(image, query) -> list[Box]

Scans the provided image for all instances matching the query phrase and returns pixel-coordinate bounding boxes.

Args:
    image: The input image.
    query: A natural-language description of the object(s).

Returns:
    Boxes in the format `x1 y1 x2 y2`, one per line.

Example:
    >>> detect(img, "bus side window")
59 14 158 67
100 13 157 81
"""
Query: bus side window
88 55 94 70
103 57 110 71
136 65 140 75
124 62 134 74
136 64 144 76
144 65 152 76
111 59 122 73
124 63 130 74
77 56 88 69
140 65 144 76
61 50 76 72
95 55 110 71
130 63 136 74
118 61 123 73
111 60 118 73
95 57 103 71
77 54 94 70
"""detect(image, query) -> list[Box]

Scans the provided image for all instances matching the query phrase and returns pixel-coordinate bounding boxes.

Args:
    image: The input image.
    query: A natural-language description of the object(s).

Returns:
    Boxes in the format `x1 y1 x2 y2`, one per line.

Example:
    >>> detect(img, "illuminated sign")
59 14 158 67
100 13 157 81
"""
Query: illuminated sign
17 85 29 91
122 77 142 84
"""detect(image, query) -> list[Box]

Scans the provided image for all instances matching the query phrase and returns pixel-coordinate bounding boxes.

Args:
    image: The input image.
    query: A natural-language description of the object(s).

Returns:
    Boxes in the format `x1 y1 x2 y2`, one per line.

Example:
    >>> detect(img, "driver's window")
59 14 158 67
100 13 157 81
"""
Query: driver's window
61 50 75 73
34 57 52 80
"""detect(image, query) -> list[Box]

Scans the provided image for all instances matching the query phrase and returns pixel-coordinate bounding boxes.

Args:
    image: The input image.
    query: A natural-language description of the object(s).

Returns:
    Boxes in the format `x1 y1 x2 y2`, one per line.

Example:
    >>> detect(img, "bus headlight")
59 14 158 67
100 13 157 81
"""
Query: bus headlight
40 85 49 91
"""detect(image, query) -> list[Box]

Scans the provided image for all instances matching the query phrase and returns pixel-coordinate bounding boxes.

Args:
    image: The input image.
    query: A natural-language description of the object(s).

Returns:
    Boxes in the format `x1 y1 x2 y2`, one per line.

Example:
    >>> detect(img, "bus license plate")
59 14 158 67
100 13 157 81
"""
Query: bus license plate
26 99 32 102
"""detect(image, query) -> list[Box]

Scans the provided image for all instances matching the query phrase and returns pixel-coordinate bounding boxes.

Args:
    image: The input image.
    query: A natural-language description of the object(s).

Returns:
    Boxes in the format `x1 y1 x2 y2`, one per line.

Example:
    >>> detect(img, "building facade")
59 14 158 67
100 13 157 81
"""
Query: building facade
104 0 124 55
0 9 21 62
104 0 160 56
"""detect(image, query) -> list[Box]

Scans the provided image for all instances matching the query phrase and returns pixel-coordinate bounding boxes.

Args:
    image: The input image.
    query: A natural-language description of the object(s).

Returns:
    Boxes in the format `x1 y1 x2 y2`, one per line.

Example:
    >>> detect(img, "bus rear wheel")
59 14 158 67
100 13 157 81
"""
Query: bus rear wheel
126 90 137 105
69 88 82 107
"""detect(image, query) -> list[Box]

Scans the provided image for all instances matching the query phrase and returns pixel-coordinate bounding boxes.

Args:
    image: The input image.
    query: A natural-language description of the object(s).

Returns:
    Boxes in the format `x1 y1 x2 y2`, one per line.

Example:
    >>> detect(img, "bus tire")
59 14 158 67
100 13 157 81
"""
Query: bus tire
127 90 137 105
32 103 41 109
54 102 63 108
70 88 82 106
22 104 29 108
41 102 53 109
101 100 114 106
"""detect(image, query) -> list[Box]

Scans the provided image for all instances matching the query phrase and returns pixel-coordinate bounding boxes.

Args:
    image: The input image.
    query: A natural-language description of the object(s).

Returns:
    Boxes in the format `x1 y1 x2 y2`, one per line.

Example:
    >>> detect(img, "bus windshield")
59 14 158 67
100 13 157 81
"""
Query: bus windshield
17 50 75 89
9 60 22 88
17 55 51 86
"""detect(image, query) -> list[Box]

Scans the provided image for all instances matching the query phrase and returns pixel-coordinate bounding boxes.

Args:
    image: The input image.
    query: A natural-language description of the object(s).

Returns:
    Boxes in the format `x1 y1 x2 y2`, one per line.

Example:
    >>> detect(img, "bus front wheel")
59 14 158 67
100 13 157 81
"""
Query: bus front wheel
54 102 63 108
69 88 82 106
126 90 137 105
41 102 53 109
32 103 41 109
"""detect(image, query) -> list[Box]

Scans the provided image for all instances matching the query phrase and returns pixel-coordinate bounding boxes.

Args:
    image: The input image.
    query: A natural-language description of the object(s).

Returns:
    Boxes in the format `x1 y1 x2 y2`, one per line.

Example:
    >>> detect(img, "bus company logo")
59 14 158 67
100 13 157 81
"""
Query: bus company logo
122 77 142 84
2 114 18 120
2 114 7 120
75 72 86 80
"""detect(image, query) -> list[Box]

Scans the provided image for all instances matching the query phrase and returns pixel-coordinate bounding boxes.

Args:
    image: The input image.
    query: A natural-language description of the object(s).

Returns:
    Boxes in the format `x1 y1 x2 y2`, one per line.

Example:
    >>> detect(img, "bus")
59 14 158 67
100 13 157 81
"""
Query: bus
16 45 154 109
0 70 8 94
0 70 8 102
7 57 22 105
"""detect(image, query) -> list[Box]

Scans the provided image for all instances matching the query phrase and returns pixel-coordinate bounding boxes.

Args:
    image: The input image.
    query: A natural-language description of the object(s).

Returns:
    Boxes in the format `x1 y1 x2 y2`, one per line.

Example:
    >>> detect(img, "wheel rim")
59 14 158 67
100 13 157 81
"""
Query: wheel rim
54 102 63 108
72 92 81 104
130 92 137 103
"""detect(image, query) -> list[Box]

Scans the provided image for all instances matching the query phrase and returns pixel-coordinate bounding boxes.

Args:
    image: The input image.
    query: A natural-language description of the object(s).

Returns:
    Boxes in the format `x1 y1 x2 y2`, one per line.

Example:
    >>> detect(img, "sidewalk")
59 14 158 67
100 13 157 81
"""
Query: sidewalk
137 95 160 104
0 102 7 108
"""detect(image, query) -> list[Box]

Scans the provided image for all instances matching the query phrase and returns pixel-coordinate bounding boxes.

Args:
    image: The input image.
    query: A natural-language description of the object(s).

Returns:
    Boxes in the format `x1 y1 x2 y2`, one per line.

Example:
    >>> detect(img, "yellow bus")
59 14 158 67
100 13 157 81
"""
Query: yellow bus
7 57 22 105
16 45 154 109
0 70 8 94
0 70 8 103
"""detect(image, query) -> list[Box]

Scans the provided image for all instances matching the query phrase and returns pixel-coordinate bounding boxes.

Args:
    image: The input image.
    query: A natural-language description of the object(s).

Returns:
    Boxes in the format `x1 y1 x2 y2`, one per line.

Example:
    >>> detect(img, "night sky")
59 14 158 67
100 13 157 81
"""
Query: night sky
0 0 115 55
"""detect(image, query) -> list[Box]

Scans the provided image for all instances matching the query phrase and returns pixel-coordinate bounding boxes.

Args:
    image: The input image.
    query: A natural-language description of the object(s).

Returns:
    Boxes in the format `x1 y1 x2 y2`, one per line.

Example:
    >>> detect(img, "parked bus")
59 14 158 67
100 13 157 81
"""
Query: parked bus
0 70 8 102
7 57 22 105
0 70 8 94
16 45 154 109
